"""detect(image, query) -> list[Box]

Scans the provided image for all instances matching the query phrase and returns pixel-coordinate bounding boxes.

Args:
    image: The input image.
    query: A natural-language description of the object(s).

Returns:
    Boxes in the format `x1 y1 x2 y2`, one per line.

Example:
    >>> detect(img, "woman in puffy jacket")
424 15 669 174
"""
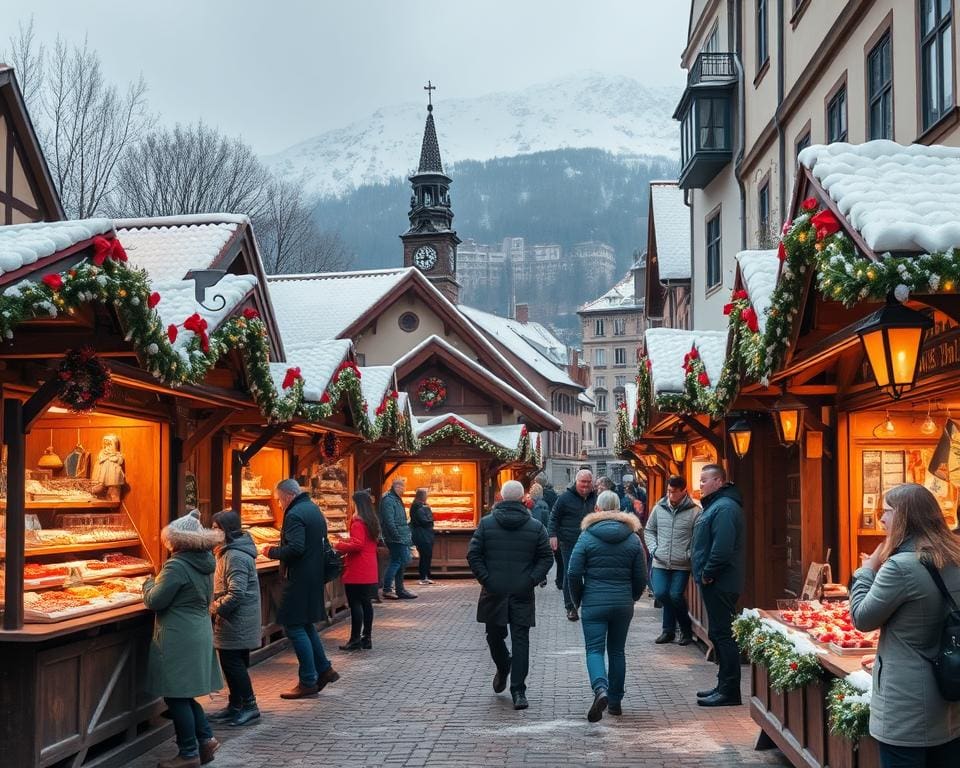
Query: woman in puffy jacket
334 490 381 650
567 490 647 722
850 483 960 765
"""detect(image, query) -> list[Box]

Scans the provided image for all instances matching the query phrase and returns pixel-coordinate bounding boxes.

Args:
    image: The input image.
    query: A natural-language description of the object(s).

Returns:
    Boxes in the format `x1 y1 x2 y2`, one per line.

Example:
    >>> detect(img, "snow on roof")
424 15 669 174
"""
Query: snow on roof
579 272 640 314
623 381 638 426
415 413 526 451
736 250 779 335
152 273 257 361
459 305 578 387
644 328 728 393
578 391 595 407
798 140 960 253
266 268 411 345
359 365 395 421
394 334 561 429
0 218 113 277
271 339 353 402
650 182 690 280
116 217 240 282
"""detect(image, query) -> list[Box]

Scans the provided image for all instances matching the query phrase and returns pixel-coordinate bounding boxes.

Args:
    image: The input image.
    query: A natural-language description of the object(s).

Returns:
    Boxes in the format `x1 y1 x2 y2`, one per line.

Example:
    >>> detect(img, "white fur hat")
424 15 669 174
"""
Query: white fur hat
161 509 222 551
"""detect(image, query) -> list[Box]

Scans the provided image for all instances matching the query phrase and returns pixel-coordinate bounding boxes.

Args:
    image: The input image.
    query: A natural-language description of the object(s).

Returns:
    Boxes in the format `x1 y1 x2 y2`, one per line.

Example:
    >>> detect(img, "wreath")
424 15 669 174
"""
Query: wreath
321 431 342 462
57 348 112 413
417 376 447 410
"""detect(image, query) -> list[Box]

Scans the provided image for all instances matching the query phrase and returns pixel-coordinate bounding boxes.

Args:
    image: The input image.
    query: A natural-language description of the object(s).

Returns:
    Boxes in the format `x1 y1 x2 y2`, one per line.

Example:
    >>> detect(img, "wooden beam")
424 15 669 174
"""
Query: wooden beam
181 408 235 460
788 385 839 396
678 415 723 452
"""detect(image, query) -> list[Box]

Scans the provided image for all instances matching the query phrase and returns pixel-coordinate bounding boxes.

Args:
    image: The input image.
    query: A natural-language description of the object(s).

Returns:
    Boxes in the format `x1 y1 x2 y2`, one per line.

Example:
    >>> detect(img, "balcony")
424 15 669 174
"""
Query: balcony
673 52 739 189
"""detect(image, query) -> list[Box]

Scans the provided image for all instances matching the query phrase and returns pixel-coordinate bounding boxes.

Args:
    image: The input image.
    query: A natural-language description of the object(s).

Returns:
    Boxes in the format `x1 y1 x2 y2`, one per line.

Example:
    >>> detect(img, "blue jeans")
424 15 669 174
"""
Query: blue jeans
164 697 212 758
382 542 411 593
651 567 692 634
559 542 575 610
580 604 634 704
285 622 331 686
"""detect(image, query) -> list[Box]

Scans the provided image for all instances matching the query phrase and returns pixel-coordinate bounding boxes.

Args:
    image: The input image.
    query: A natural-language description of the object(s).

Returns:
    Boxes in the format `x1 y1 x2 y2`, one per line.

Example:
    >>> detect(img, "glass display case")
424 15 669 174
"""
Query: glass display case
306 458 351 533
383 460 479 530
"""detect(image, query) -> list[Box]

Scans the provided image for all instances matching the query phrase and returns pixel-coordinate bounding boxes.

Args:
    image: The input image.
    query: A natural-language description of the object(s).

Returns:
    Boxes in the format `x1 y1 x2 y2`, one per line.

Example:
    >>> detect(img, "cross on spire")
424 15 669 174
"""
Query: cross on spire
424 80 436 111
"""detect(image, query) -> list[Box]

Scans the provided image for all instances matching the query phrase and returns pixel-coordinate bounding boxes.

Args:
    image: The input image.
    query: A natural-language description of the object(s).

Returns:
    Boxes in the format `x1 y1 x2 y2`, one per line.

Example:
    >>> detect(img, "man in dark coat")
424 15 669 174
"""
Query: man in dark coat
548 469 597 621
467 480 553 711
261 478 339 699
536 472 563 589
691 464 746 708
379 477 417 599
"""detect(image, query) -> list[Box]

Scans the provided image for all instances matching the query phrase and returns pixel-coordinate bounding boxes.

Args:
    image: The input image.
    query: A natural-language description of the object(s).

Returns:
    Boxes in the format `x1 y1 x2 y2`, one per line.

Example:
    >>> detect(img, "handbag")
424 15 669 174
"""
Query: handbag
322 535 343 584
922 562 960 701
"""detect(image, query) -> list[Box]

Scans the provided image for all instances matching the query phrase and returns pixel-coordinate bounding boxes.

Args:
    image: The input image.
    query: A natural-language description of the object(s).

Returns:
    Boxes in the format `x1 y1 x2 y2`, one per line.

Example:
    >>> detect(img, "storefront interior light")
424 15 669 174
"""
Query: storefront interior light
872 411 897 438
771 389 807 447
856 295 933 400
728 418 752 459
669 427 688 464
920 401 938 435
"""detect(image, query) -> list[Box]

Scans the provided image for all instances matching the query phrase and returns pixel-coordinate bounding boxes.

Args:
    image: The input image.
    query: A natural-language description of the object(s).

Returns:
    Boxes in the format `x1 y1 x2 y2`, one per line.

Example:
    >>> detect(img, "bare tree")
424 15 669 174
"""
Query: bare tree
109 122 270 218
255 176 352 274
3 18 44 113
42 37 148 218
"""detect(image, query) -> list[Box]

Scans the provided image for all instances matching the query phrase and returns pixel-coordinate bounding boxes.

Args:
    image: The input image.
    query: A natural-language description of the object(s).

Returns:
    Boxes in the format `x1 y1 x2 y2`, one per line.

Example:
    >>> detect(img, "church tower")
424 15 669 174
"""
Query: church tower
401 83 461 303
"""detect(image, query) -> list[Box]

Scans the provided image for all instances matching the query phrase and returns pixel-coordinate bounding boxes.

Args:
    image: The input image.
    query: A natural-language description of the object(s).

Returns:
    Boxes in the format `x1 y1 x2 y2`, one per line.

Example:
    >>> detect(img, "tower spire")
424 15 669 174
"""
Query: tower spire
417 81 444 174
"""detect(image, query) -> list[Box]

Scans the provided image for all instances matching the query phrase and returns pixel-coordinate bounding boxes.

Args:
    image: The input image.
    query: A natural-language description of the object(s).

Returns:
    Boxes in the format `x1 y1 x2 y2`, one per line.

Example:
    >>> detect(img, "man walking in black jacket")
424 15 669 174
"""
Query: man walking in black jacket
467 480 553 710
548 469 597 621
535 473 563 589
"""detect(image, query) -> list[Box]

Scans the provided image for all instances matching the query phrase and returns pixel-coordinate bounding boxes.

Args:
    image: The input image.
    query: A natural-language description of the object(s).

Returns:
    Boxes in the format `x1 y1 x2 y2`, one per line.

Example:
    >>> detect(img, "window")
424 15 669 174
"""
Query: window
613 317 626 336
614 375 626 389
594 318 605 337
920 0 953 130
597 428 608 450
595 376 606 390
795 131 811 170
614 347 627 366
596 393 608 413
594 348 606 367
758 181 770 241
615 391 626 407
827 85 848 142
398 312 420 332
697 97 729 149
706 212 722 290
757 0 769 70
868 31 893 139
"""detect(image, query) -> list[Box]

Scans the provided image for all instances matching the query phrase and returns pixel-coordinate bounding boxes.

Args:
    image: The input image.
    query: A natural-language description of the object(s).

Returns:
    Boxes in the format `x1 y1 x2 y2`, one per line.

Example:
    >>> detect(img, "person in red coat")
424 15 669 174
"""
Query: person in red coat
334 490 381 651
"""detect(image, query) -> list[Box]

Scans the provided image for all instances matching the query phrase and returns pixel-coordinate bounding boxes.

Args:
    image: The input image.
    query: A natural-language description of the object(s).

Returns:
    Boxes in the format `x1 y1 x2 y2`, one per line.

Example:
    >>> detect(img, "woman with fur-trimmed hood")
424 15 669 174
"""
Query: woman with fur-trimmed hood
143 509 224 768
567 491 647 723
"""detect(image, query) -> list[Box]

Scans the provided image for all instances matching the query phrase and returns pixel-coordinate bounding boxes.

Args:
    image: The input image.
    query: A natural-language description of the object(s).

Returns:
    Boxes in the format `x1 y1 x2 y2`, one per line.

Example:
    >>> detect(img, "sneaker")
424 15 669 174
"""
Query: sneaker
654 631 676 644
587 688 608 722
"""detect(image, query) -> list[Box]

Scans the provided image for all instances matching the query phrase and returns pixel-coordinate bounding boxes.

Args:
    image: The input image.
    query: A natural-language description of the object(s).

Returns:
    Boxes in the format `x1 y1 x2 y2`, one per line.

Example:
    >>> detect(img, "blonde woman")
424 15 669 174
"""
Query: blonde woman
851 483 960 766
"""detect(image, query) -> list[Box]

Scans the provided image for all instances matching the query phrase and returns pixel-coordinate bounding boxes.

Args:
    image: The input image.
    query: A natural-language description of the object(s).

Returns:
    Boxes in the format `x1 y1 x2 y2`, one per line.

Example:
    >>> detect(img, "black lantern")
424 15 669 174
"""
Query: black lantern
856 295 932 400
728 418 752 459
771 390 807 447
669 426 688 464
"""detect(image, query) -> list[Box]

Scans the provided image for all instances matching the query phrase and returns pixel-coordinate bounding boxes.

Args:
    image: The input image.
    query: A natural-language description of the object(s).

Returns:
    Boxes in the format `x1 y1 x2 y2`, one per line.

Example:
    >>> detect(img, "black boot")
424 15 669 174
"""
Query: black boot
339 638 363 651
361 635 372 650
229 696 260 726
208 703 240 722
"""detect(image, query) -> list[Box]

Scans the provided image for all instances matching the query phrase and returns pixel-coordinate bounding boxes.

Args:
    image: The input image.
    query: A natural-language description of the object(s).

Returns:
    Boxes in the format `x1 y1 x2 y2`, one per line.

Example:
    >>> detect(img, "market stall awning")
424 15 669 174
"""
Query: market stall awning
645 327 728 398
0 218 113 284
736 250 779 335
415 413 537 464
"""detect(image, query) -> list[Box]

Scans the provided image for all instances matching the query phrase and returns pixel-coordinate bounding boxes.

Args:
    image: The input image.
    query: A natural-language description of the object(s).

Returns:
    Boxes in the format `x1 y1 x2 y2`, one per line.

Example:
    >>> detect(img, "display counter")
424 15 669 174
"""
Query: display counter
750 610 880 768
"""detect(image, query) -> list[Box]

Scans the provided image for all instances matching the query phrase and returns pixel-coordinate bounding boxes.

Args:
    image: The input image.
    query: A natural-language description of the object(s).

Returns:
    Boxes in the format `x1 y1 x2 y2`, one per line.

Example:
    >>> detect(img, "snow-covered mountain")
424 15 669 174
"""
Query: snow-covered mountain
264 72 681 199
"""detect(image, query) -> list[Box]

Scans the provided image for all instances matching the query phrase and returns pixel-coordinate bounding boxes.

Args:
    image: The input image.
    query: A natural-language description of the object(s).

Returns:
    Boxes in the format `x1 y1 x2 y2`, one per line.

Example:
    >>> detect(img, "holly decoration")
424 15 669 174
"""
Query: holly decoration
417 376 447 410
419 416 538 463
57 348 112 413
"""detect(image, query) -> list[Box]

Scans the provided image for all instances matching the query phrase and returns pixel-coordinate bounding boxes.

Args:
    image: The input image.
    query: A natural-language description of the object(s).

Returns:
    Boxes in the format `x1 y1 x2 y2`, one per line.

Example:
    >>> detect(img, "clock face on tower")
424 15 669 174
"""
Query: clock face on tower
413 245 438 271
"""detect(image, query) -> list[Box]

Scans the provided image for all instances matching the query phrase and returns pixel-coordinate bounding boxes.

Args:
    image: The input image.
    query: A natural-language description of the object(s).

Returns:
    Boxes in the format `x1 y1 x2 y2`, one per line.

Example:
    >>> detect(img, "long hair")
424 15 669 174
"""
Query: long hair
352 490 380 540
880 483 960 569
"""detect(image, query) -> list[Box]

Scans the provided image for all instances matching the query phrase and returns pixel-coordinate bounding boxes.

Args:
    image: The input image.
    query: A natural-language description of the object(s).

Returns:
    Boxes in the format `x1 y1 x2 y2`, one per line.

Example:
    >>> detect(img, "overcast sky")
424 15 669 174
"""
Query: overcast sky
2 1 689 156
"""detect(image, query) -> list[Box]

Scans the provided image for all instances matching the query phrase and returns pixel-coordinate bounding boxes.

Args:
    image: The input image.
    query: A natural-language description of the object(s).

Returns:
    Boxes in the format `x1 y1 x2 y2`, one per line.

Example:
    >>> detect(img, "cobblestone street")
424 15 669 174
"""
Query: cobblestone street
128 578 789 768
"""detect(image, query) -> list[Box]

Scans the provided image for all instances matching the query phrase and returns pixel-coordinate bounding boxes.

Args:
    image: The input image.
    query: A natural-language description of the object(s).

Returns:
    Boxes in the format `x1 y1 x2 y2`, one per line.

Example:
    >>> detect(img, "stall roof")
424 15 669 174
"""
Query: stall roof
736 249 779 335
274 338 354 402
0 218 113 279
650 182 690 281
645 327 728 393
459 305 578 387
416 413 527 452
359 365 396 422
799 140 960 253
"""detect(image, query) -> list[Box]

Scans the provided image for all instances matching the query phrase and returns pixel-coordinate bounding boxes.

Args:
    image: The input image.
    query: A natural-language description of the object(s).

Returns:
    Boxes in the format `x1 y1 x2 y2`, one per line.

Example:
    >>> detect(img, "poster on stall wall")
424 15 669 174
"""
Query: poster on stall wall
927 420 960 528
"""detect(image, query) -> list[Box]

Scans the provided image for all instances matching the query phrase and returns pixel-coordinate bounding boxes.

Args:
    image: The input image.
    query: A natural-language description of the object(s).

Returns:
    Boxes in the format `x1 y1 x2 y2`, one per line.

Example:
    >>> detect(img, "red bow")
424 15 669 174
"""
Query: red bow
732 290 748 301
811 210 841 240
111 239 128 262
167 324 178 343
242 308 260 319
282 366 302 390
698 372 710 387
42 273 64 292
801 197 818 212
92 236 112 266
778 241 787 262
741 307 759 333
183 313 209 353
722 303 734 316
148 292 161 308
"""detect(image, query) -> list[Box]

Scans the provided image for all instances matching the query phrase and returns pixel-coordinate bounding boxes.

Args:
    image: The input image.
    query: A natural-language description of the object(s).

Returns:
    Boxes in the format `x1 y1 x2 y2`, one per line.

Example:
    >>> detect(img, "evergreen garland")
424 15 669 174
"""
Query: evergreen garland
827 677 872 741
732 611 823 692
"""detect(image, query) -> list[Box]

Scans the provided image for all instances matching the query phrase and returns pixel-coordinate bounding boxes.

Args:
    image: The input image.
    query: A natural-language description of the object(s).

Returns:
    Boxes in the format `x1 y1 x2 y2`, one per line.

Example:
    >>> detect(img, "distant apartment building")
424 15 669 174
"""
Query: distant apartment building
577 262 646 481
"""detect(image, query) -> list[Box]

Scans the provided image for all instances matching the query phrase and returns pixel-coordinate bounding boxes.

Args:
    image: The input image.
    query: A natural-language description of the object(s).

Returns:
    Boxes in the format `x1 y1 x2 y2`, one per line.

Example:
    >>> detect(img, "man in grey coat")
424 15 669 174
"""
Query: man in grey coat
379 477 417 599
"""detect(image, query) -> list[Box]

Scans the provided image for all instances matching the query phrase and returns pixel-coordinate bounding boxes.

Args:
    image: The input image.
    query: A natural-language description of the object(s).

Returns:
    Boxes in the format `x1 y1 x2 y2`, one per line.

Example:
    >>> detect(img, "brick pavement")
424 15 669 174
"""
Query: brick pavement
127 579 789 768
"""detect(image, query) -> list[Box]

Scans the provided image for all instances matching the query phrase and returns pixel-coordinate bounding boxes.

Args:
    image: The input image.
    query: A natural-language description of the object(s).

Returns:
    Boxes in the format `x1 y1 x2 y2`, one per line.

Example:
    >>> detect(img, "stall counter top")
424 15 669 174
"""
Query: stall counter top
0 603 150 643
758 609 869 678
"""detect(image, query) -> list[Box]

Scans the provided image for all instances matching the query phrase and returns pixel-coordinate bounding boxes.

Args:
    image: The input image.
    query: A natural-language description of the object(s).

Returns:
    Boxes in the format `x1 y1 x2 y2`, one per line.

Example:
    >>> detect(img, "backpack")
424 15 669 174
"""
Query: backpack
922 562 960 701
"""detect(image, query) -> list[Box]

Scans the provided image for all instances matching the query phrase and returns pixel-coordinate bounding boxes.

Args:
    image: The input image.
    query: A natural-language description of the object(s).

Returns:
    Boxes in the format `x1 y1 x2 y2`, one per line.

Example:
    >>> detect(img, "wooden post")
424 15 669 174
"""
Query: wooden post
210 431 225 514
231 449 244 516
3 398 25 630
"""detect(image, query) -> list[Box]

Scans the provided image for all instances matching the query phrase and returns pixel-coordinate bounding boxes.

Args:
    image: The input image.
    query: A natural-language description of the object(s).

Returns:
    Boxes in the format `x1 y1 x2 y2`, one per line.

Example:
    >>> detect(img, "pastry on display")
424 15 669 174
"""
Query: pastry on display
241 503 274 524
247 525 281 543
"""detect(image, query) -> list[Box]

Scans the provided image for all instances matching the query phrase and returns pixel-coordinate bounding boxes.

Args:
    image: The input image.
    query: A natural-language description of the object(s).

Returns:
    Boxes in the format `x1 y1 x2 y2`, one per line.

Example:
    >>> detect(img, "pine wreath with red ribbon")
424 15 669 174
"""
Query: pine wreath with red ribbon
57 348 112 413
417 376 447 410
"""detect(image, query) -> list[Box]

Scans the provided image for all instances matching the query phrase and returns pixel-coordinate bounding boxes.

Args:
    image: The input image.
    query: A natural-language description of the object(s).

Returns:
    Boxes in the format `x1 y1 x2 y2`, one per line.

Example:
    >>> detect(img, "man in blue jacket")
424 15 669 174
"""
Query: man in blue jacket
548 469 597 621
379 477 417 599
691 464 745 707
